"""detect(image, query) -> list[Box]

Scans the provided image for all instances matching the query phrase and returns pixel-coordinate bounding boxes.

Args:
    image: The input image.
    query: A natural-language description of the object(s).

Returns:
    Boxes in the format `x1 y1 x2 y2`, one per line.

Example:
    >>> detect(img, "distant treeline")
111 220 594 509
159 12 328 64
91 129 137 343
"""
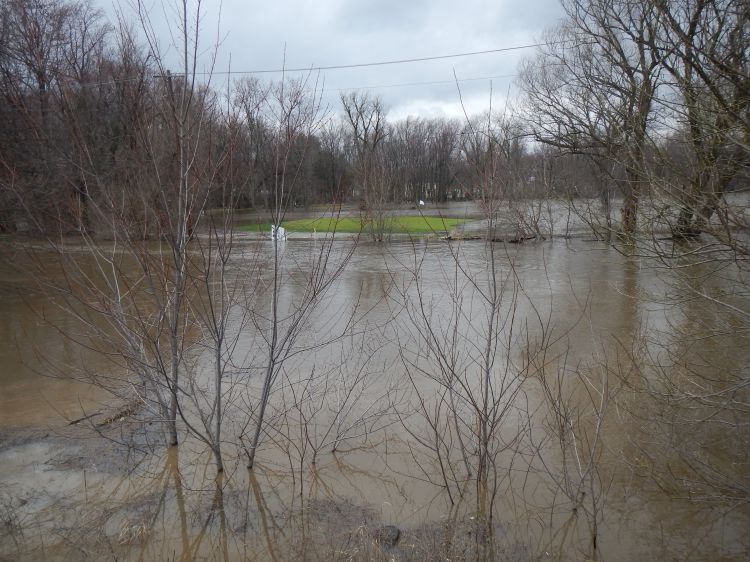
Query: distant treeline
1 0 747 238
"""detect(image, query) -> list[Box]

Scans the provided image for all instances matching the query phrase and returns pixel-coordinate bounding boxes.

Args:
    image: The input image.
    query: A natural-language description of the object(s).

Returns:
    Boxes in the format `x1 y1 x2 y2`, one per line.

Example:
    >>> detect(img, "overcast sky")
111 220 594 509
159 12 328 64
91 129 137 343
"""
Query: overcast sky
101 0 565 121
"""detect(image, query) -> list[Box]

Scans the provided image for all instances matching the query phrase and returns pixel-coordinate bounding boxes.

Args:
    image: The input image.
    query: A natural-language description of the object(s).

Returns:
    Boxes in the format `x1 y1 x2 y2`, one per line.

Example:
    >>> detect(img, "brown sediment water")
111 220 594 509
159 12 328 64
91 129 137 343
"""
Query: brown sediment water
1 232 749 561
0 256 111 427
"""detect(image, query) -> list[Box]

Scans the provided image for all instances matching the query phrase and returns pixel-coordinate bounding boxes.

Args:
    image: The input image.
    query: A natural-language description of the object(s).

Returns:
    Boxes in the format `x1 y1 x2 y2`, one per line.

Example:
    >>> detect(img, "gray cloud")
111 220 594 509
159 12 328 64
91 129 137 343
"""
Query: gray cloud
101 0 564 120
333 0 435 33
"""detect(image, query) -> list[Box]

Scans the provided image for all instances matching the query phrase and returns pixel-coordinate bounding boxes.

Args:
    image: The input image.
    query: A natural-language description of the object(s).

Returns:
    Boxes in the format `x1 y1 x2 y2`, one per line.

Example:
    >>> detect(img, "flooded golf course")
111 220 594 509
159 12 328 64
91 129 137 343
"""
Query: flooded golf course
1 214 749 561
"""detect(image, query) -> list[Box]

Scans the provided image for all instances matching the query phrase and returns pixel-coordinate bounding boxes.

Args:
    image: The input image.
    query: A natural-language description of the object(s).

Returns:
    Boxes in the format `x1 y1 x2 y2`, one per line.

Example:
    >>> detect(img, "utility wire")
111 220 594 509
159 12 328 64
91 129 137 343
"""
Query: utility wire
197 43 550 76
329 74 517 93
54 42 548 88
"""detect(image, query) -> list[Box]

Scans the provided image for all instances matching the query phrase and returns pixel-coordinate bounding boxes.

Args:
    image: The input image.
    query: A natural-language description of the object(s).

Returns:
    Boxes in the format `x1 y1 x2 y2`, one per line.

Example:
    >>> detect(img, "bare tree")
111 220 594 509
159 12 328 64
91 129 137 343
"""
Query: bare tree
340 90 390 240
649 0 749 241
241 75 357 470
0 0 111 232
519 0 665 240
2 0 228 453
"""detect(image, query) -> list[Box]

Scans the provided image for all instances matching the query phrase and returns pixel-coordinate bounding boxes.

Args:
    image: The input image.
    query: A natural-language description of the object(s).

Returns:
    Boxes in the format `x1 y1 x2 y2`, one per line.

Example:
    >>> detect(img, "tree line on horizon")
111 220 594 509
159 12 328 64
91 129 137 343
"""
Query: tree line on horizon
0 0 747 241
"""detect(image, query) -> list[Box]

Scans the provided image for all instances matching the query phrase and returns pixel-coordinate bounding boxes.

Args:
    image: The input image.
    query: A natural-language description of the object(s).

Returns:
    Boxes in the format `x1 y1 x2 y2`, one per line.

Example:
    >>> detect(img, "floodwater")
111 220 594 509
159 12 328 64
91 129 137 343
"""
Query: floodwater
1 223 749 561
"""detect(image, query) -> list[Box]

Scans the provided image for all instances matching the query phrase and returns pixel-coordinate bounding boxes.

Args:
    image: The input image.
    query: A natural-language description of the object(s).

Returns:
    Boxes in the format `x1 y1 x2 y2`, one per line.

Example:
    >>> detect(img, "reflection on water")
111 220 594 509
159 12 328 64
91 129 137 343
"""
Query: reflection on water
1 236 749 560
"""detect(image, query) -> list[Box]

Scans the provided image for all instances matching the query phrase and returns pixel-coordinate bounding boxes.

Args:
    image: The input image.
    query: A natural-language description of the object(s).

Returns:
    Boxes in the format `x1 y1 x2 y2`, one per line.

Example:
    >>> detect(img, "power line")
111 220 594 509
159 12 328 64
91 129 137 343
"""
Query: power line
329 74 517 93
42 42 547 89
200 43 550 76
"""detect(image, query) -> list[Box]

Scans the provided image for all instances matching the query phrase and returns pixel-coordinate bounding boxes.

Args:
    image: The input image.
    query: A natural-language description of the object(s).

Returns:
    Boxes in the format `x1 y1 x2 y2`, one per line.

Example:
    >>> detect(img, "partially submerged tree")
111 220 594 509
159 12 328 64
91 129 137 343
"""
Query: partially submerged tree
651 0 749 240
519 0 665 240
240 74 357 470
340 90 391 240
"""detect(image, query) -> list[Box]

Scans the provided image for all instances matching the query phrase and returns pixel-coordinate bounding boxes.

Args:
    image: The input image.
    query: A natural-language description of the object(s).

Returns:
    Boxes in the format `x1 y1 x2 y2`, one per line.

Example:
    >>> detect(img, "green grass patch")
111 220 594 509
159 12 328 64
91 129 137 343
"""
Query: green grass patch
238 216 467 234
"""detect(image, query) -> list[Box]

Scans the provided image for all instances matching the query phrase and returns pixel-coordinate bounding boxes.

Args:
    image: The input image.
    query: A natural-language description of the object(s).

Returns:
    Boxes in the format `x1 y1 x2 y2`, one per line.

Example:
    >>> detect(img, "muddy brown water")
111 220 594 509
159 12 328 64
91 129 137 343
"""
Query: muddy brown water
1 234 749 561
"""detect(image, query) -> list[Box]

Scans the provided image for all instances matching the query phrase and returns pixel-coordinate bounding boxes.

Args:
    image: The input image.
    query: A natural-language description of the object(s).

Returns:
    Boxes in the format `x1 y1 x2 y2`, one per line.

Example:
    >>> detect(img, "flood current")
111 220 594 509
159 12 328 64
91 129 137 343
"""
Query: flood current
1 227 748 561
